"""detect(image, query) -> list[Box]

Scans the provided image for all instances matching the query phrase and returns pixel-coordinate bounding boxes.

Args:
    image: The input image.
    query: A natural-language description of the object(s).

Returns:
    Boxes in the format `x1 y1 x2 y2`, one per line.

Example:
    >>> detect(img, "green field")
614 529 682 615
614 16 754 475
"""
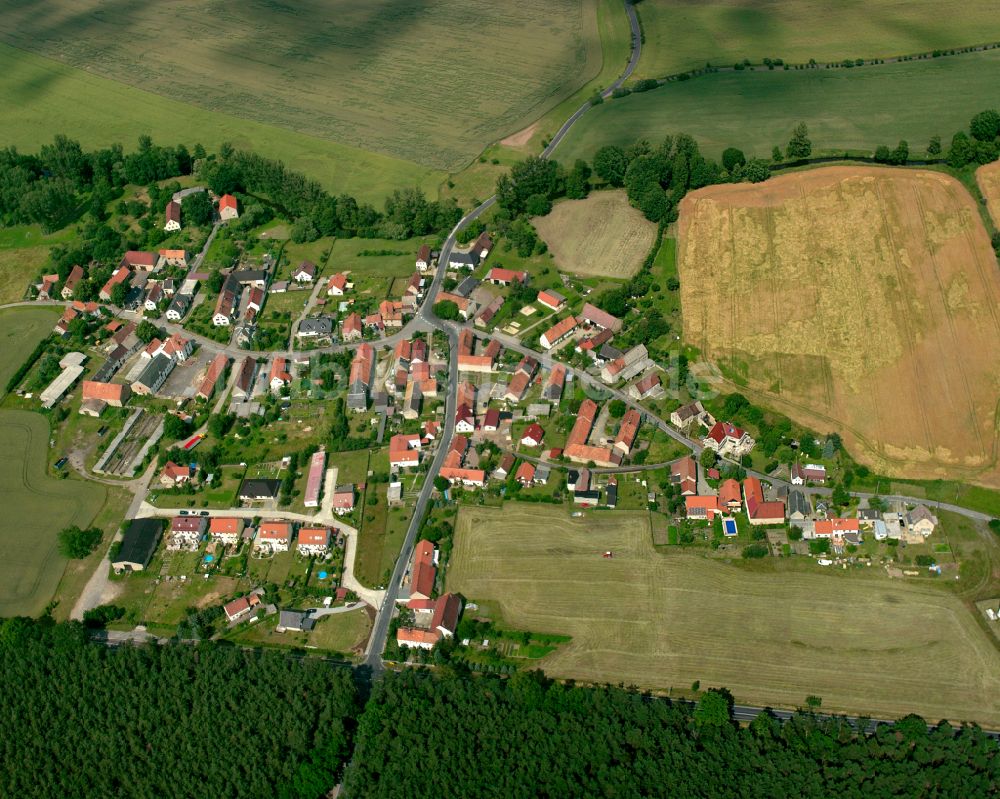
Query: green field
0 43 440 205
561 49 1000 162
633 0 1000 79
447 504 1000 726
0 0 602 174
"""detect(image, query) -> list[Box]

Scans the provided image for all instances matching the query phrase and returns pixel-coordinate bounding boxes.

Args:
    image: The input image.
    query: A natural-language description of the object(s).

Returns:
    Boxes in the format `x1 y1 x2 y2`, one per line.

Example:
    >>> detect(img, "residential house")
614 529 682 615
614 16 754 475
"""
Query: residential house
165 292 192 321
232 357 257 401
159 461 191 486
61 264 85 299
297 317 334 338
293 261 317 283
218 194 239 221
686 495 724 521
256 521 293 553
436 291 474 319
131 353 174 396
743 477 785 525
209 517 244 546
37 273 59 300
409 539 436 601
99 265 131 301
168 516 206 551
212 287 238 326
703 422 755 458
326 272 349 295
521 423 544 448
540 316 578 350
276 610 316 633
600 344 651 384
164 200 181 231
455 403 475 433
629 371 664 400
493 453 515 480
448 249 479 269
487 267 526 286
158 248 188 268
536 289 566 312
543 364 565 402
332 484 355 514
111 519 162 572
474 232 493 259
579 302 622 332
416 244 432 271
670 456 698 496
347 343 375 411
389 433 421 469
224 593 262 623
906 505 938 537
239 479 282 502
341 312 363 341
196 353 229 401
269 357 292 392
534 463 551 485
564 398 621 468
456 328 499 372
719 478 742 511
613 409 641 456
120 251 158 272
482 407 500 432
787 490 810 521
515 461 536 485
670 400 714 430
791 462 827 485
474 296 504 329
297 527 331 557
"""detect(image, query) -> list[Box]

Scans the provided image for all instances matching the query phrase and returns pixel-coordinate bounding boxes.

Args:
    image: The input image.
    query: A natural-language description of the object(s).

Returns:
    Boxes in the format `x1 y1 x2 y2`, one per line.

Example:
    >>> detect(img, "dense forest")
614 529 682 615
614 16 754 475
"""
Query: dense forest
0 618 360 799
342 670 999 799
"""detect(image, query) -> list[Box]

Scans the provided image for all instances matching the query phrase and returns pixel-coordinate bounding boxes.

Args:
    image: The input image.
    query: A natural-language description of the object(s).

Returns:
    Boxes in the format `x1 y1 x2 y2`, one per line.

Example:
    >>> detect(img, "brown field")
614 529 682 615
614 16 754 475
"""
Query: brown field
533 190 656 278
447 505 1000 726
976 160 1000 230
677 166 1000 485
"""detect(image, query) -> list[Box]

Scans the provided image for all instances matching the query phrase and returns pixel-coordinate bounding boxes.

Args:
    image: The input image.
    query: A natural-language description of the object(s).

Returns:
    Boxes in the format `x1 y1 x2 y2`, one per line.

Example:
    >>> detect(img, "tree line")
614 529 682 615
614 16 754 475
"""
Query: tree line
1 617 996 798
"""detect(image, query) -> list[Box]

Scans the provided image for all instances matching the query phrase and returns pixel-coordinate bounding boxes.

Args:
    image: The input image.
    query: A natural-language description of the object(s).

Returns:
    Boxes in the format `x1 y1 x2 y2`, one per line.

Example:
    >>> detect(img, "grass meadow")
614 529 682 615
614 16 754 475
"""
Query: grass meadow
0 0 602 173
632 0 1000 78
447 504 1000 726
560 49 1000 163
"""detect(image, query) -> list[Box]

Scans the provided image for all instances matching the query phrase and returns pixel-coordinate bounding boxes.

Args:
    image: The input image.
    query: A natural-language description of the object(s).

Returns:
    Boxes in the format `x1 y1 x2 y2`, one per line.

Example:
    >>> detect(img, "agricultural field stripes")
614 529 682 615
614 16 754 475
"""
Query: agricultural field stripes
0 42 441 204
532 190 656 278
677 166 1000 485
632 0 1000 79
558 49 1000 163
447 505 1000 726
0 0 603 172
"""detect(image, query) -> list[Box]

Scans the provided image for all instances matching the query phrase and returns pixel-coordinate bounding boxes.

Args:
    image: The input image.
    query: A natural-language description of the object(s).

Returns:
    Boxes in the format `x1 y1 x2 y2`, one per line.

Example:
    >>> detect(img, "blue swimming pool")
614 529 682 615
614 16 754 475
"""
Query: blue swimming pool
723 519 738 537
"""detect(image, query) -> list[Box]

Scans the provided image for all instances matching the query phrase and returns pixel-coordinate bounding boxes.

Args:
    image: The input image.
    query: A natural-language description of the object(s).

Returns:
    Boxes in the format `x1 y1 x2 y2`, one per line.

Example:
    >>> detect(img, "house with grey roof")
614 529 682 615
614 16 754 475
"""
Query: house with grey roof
131 353 174 396
296 317 334 338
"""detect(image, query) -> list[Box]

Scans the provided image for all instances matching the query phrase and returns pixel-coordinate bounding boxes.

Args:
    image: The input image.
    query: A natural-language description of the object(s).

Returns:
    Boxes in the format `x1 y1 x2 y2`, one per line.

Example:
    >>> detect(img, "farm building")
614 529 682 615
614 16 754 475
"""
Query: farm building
164 201 181 231
670 456 697 496
304 450 327 508
743 477 785 525
540 316 578 350
112 519 163 572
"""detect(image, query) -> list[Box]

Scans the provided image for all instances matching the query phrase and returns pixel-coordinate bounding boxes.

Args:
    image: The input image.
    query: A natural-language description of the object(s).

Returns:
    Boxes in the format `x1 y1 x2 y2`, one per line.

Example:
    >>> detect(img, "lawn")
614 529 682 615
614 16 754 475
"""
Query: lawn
0 225 76 305
532 190 656 278
309 608 373 656
0 410 107 616
447 504 1000 726
560 49 1000 163
678 166 1000 487
632 0 1000 79
0 0 602 173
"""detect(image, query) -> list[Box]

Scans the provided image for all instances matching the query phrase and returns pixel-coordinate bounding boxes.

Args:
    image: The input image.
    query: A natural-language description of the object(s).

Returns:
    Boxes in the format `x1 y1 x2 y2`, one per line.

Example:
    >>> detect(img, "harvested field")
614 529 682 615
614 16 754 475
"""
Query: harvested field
677 166 1000 484
976 160 1000 229
0 0 602 172
447 504 1000 726
532 190 656 278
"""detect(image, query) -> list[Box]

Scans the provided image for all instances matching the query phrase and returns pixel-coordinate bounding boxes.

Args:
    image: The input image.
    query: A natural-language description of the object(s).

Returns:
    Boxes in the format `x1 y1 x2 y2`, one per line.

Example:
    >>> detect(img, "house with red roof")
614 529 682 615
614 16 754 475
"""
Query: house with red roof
703 421 755 458
455 403 475 433
297 527 331 556
536 289 566 311
389 433 421 469
99 265 131 302
685 495 724 521
719 478 742 511
268 357 292 391
408 539 436 601
613 409 641 456
482 407 501 432
515 461 536 485
487 267 526 286
520 423 544 448
670 456 697 496
743 477 785 525
629 371 663 400
218 194 239 221
224 593 261 623
539 315 578 350
164 201 181 231
293 261 317 282
209 517 243 546
61 264 85 299
341 312 363 341
159 461 191 486
256 521 293 553
579 302 622 332
326 272 350 295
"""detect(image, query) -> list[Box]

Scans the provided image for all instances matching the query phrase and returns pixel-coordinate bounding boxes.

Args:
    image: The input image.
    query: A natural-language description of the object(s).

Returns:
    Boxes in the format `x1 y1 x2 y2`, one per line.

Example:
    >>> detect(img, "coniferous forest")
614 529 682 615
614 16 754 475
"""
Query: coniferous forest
1 619 998 798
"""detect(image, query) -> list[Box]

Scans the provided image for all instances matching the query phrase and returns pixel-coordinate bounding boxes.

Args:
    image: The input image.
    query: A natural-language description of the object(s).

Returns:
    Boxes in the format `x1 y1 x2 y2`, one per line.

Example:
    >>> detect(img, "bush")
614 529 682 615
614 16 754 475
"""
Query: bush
58 526 103 559
808 539 830 555
741 543 768 559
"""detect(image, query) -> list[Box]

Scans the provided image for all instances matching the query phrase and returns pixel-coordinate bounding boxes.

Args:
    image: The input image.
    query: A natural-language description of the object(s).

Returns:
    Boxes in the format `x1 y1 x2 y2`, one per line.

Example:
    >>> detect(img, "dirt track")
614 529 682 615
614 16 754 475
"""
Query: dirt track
976 161 1000 229
678 166 1000 485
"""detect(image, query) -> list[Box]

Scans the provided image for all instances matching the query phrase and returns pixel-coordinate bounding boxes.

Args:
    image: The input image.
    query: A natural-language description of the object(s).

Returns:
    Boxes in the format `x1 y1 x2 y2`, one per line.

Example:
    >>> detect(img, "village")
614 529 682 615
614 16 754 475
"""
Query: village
14 180 987 663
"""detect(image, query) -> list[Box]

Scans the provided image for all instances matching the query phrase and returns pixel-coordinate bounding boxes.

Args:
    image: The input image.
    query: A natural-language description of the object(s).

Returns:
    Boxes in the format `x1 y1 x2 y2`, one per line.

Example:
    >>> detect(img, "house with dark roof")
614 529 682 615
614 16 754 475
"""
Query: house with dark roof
239 478 282 502
112 519 163 572
131 354 174 396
